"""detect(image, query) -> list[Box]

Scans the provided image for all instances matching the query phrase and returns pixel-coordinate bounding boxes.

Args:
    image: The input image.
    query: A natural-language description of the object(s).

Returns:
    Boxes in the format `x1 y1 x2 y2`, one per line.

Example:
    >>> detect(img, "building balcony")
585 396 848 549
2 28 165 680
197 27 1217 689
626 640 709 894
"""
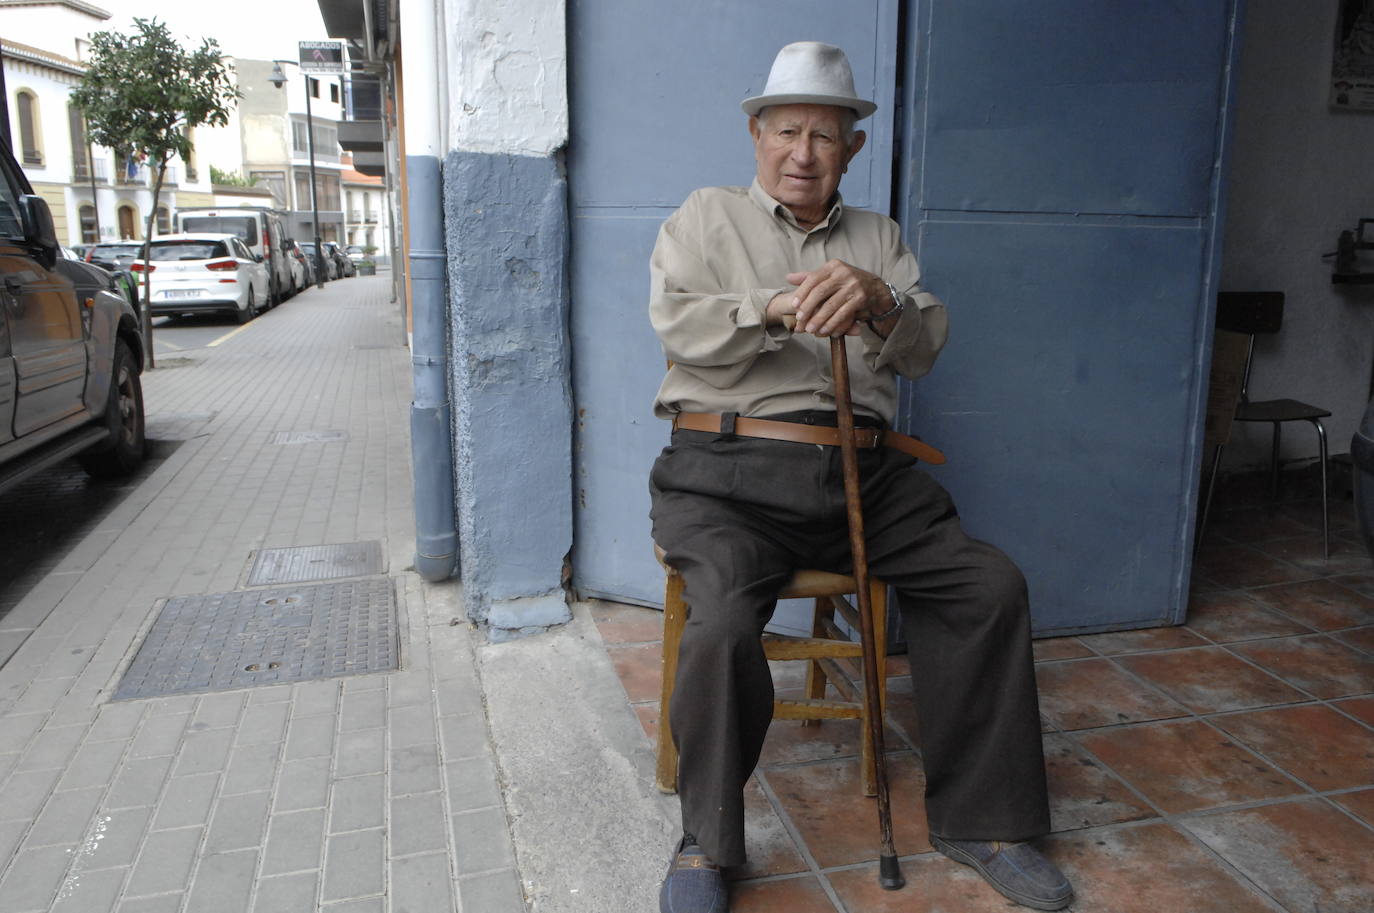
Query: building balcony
337 120 383 155
72 158 111 184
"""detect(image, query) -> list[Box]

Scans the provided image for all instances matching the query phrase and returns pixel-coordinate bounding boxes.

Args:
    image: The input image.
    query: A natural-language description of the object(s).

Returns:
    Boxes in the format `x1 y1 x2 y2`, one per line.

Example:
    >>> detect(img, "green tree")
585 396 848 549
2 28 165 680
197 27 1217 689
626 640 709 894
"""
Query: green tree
210 165 258 187
71 18 239 365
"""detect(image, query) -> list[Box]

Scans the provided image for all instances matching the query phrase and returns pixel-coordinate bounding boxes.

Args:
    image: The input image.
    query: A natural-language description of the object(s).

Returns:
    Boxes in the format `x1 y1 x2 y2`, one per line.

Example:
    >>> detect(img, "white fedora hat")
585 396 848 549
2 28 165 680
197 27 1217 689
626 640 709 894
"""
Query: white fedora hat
741 41 877 120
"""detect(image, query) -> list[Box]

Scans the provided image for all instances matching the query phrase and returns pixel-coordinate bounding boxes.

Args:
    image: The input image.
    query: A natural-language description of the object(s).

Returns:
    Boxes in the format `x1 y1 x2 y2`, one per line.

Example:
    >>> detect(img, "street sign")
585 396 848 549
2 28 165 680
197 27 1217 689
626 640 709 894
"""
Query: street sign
299 40 345 74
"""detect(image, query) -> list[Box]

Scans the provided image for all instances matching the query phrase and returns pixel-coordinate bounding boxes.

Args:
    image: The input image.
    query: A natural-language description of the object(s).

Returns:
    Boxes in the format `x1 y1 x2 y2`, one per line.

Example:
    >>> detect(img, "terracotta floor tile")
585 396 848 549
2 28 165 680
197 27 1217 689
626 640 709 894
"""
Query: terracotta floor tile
1331 788 1374 827
1334 695 1374 726
1184 589 1314 643
1233 634 1374 699
1195 543 1311 589
879 675 920 749
1336 625 1374 655
1044 821 1277 912
1033 636 1093 661
1074 625 1207 655
758 716 881 769
1035 659 1186 731
764 754 930 868
1042 734 1155 832
589 600 664 645
1115 647 1305 714
828 854 1016 913
1332 570 1374 599
1279 497 1358 532
1209 505 1315 544
1182 798 1374 913
607 642 664 703
1256 534 1374 576
1209 704 1374 791
633 703 659 744
1245 579 1374 631
1074 719 1298 813
736 776 808 879
729 874 835 913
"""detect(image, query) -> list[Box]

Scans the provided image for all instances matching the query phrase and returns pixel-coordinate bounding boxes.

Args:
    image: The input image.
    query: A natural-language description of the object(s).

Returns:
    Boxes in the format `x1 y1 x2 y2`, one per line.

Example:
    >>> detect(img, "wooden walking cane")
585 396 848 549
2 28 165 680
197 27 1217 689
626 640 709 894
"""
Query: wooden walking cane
830 335 905 891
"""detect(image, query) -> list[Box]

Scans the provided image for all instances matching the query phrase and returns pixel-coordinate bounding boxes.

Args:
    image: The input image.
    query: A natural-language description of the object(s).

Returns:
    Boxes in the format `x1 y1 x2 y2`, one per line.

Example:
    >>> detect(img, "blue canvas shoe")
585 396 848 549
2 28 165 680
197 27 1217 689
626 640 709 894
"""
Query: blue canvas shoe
659 835 728 913
931 835 1073 910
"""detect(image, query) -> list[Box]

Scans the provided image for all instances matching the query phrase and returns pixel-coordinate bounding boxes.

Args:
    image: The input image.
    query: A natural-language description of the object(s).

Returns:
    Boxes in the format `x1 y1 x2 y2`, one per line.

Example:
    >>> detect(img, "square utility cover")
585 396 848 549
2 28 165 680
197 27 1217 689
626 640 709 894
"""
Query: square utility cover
247 541 385 586
113 577 397 701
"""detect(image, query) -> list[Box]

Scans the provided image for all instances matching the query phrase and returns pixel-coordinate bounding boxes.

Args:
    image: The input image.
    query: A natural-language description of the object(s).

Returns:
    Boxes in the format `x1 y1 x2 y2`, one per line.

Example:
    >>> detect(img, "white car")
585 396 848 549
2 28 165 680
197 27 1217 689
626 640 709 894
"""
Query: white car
134 233 271 323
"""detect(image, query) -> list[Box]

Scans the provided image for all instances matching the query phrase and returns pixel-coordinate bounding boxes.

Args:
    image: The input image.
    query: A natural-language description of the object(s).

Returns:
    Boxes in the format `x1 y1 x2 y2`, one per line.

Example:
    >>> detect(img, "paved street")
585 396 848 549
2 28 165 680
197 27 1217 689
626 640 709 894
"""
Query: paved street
0 274 527 913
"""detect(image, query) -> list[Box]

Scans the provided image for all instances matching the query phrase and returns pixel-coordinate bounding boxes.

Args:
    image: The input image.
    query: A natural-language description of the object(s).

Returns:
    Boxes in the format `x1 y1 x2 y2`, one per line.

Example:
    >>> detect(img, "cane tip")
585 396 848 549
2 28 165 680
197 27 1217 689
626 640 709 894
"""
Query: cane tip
878 854 905 890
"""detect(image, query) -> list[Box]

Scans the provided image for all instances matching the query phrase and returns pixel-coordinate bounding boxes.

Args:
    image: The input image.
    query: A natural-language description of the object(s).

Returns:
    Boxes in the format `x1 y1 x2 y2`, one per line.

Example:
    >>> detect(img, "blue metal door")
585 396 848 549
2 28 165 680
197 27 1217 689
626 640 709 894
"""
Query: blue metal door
897 1 1241 634
568 1 900 611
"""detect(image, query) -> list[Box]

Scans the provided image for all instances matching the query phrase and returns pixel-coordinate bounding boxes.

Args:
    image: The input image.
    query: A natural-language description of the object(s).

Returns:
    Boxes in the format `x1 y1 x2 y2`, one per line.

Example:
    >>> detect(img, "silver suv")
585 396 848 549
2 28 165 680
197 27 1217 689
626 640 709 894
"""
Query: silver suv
0 134 147 493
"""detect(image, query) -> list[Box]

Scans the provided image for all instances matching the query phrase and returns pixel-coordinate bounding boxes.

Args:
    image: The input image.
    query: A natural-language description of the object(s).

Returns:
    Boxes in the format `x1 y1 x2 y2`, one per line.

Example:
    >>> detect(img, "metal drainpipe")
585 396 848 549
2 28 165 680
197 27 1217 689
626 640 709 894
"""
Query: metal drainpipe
402 0 457 581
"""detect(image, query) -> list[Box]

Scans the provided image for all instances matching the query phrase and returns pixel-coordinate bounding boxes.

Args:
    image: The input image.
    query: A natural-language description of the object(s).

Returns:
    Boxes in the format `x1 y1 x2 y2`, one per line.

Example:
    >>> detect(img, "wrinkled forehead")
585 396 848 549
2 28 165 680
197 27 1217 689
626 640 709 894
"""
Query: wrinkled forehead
757 103 855 132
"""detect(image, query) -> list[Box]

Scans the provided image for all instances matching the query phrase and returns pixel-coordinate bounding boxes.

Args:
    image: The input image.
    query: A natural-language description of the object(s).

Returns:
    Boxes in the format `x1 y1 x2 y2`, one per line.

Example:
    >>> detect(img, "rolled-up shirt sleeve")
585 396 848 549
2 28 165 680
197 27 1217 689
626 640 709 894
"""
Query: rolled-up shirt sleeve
649 198 792 387
857 220 949 381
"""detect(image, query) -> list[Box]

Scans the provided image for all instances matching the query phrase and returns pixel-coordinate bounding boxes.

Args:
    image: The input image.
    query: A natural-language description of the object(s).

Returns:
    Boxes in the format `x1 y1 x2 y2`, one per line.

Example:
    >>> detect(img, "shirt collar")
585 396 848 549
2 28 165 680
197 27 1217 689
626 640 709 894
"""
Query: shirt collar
748 177 844 233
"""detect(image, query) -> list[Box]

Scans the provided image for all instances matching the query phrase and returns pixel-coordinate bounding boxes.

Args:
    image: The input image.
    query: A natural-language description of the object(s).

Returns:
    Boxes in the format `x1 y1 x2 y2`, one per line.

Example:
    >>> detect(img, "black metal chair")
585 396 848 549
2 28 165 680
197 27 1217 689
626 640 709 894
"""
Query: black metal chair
1198 292 1330 557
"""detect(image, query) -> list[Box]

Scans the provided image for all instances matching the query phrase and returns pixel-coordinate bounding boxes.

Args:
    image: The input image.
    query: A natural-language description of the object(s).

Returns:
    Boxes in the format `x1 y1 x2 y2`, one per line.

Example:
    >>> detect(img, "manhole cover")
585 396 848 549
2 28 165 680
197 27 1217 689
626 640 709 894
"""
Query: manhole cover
271 430 349 445
248 541 385 586
112 578 397 700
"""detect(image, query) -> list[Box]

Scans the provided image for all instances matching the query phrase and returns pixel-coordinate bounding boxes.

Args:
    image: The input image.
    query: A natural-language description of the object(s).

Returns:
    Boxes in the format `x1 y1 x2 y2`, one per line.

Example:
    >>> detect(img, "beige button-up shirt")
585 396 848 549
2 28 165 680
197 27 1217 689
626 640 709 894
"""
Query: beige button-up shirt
650 179 948 425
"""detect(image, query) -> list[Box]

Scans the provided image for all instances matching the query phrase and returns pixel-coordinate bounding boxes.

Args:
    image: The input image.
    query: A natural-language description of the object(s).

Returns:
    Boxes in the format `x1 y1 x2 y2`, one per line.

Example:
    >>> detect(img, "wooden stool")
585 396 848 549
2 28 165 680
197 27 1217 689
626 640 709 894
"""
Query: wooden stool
654 545 890 797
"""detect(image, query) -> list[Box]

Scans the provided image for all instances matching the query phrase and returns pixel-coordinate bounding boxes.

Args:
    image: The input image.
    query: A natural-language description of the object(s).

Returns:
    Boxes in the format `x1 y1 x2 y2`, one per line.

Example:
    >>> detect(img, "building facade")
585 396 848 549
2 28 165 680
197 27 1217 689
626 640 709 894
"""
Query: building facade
332 0 1374 641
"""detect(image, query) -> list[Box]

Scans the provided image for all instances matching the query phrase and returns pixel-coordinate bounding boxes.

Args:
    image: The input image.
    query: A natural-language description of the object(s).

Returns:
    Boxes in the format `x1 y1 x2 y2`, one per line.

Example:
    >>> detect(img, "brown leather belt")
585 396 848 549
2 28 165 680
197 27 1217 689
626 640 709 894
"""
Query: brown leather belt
672 412 946 465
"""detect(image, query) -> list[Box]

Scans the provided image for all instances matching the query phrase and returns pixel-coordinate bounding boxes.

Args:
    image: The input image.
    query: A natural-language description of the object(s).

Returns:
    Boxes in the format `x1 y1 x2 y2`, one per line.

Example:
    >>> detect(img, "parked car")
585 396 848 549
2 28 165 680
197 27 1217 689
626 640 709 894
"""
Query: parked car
283 239 308 293
85 241 143 272
0 134 147 494
287 240 317 287
299 242 337 281
345 244 366 264
173 207 292 307
324 241 354 278
132 233 270 324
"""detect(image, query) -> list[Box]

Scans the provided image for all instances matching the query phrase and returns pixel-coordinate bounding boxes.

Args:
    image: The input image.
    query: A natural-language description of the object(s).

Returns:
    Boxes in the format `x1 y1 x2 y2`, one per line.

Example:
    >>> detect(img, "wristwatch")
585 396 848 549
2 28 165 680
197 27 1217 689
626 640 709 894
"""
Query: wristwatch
869 282 905 324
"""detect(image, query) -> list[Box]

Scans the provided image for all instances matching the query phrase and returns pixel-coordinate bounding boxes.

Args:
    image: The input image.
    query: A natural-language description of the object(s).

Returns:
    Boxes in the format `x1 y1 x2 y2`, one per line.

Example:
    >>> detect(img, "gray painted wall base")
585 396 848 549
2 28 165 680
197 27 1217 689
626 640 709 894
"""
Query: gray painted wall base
445 150 573 634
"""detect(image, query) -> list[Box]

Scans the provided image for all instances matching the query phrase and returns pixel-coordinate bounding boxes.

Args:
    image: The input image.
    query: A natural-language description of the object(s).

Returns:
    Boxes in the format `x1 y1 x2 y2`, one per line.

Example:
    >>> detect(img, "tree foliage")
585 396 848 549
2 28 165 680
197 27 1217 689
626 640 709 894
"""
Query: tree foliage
210 165 258 187
70 18 240 365
70 18 238 167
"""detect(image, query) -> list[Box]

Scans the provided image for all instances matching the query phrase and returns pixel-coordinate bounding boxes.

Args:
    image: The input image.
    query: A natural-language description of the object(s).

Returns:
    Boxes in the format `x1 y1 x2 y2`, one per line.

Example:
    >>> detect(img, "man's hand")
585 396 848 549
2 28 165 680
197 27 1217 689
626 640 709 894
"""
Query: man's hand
766 260 892 337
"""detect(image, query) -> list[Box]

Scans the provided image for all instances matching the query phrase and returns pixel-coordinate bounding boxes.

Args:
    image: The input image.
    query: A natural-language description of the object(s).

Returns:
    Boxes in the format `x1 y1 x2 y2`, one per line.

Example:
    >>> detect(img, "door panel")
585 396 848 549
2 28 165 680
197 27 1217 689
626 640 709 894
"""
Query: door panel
569 0 899 609
899 0 1239 634
1 243 87 437
0 301 13 445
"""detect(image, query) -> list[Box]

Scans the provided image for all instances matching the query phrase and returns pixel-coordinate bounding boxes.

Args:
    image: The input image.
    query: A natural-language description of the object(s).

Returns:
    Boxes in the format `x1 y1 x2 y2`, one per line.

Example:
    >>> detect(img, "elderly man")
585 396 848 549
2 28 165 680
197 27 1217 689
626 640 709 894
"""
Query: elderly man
649 43 1073 913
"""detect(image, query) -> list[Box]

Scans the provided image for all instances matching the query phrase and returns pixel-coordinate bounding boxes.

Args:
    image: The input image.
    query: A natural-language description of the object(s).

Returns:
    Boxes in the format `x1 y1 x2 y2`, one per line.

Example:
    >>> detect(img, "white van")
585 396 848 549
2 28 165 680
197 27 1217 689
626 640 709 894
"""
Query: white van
173 207 292 307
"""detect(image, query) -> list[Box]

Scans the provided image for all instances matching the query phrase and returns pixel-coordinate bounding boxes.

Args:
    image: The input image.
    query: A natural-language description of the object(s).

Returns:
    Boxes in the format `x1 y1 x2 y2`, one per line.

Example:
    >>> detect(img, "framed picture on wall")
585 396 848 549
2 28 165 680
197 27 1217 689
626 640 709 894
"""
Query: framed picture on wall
1331 0 1374 109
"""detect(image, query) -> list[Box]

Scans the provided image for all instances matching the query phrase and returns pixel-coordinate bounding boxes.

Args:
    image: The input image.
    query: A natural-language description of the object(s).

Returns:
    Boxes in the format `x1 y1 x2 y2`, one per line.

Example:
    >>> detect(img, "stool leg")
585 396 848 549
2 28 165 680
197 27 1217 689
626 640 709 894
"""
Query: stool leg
1313 418 1329 559
656 572 687 794
802 596 831 727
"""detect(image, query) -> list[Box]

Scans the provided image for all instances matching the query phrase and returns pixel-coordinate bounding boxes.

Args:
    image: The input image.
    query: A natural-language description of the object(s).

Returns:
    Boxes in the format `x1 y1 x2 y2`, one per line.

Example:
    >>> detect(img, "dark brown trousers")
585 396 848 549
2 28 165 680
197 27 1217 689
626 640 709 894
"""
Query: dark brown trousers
649 418 1051 867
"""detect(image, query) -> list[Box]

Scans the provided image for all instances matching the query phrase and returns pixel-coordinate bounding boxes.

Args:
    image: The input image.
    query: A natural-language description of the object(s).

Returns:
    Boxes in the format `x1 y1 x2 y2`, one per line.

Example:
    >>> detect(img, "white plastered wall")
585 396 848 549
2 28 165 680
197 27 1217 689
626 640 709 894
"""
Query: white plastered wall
445 0 567 156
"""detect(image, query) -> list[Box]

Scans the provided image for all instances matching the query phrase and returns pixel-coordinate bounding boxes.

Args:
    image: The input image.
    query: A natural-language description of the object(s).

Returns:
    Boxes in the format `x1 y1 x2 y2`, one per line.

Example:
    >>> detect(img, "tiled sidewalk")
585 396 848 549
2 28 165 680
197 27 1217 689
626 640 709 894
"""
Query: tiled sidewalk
0 278 523 913
593 488 1374 912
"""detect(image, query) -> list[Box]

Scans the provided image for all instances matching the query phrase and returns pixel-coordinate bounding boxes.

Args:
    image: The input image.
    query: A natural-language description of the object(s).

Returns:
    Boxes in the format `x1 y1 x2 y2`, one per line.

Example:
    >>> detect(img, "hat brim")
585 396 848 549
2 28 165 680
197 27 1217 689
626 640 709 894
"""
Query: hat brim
741 92 877 120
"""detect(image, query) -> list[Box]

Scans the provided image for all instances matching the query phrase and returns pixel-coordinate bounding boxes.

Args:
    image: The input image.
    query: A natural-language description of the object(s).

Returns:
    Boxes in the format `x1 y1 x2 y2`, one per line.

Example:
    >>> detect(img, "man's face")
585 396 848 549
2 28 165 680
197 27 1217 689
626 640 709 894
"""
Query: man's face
749 104 866 225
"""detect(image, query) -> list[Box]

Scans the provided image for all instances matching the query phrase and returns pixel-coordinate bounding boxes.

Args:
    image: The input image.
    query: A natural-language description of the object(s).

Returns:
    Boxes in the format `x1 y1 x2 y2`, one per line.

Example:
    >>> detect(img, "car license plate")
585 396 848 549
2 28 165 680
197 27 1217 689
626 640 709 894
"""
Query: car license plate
163 289 202 299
